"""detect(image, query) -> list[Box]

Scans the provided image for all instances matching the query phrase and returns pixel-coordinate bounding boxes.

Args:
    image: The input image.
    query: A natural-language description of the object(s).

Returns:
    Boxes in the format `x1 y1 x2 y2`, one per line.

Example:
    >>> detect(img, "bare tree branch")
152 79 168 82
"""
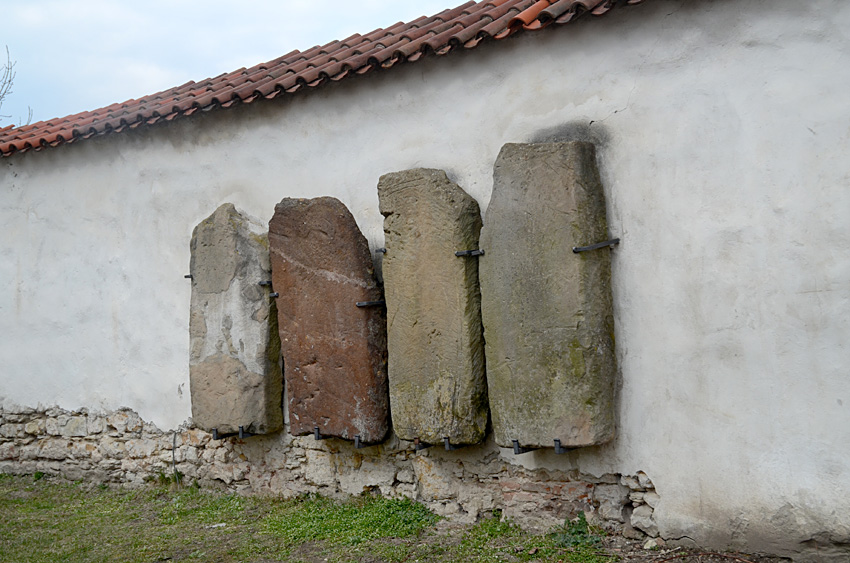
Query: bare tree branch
0 45 33 126
0 46 16 113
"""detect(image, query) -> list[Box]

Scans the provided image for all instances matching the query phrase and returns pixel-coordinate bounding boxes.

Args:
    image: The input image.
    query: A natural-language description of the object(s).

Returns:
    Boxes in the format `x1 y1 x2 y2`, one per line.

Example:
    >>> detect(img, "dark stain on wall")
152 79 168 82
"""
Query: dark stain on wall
529 121 611 149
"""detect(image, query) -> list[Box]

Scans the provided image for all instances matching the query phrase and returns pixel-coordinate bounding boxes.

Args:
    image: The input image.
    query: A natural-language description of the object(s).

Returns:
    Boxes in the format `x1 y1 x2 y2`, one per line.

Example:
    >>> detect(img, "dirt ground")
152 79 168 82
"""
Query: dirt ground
597 533 790 563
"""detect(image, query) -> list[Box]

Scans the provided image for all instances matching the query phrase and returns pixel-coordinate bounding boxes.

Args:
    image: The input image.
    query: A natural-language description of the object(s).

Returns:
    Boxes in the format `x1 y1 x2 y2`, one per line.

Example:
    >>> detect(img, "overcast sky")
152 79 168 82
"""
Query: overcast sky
1 0 455 126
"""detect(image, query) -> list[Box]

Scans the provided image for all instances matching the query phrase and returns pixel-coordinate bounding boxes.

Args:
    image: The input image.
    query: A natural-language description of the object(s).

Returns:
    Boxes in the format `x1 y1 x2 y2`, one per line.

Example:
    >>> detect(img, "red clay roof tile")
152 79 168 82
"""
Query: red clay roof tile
0 0 646 157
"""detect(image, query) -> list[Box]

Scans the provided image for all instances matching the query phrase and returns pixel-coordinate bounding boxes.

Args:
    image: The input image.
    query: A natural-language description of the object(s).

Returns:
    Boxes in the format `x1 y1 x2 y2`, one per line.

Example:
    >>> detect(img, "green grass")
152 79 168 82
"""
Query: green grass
0 473 617 563
264 494 439 547
451 510 615 563
328 509 617 563
0 474 442 563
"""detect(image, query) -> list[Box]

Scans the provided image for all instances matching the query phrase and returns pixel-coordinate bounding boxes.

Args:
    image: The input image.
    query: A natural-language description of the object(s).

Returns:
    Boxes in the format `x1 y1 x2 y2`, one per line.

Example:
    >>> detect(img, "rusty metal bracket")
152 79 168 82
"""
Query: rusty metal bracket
572 238 620 253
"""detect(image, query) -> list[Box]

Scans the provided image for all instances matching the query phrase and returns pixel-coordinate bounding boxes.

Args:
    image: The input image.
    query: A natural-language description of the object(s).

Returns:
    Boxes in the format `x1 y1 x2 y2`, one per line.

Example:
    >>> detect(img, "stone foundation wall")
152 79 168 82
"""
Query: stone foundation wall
0 405 657 536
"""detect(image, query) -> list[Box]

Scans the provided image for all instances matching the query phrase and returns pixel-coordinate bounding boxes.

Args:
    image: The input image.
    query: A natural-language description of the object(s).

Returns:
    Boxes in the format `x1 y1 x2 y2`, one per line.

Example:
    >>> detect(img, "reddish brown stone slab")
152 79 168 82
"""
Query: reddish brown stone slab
269 197 388 443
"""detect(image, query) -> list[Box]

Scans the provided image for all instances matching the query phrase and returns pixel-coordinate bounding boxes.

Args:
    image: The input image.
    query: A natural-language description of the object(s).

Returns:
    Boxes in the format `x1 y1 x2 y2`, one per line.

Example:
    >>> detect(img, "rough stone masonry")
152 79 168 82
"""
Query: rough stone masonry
188 203 283 436
0 405 658 537
378 169 488 446
479 142 617 449
269 197 389 444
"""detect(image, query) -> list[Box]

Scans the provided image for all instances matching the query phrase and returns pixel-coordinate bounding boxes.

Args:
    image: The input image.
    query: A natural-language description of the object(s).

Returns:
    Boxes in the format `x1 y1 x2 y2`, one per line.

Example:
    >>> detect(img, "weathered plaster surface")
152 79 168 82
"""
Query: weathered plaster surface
1 0 849 559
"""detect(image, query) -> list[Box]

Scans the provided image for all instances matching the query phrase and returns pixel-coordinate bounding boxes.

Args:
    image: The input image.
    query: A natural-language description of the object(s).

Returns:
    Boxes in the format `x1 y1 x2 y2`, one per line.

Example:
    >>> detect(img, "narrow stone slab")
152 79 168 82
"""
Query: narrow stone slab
378 169 487 446
480 142 616 449
269 197 389 444
189 203 283 435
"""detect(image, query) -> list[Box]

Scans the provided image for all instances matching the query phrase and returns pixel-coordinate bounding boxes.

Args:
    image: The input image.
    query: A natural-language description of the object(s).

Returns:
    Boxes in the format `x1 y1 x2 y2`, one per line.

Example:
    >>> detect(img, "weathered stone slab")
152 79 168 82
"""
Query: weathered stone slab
479 142 616 449
378 169 487 445
189 203 283 435
269 197 388 444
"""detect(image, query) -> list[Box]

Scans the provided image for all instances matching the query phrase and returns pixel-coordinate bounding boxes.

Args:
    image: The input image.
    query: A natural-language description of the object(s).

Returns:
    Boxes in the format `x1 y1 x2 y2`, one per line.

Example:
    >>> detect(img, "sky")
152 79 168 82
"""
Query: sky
0 0 455 126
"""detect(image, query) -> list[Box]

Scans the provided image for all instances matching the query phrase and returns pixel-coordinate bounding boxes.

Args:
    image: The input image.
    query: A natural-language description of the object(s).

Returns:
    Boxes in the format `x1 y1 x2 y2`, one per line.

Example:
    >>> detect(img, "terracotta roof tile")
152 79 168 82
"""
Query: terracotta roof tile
0 0 646 157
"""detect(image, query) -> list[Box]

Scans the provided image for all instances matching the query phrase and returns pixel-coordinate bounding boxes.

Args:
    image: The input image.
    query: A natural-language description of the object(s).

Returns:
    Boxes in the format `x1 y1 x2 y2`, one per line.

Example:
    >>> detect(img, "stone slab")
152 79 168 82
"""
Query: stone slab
189 203 283 435
269 197 388 444
378 168 487 445
479 142 616 449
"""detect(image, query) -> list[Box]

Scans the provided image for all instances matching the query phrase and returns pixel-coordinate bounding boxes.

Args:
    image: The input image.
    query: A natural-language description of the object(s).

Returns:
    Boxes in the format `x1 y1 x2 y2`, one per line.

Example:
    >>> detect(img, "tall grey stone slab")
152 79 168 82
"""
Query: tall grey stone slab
189 203 283 435
378 169 487 446
480 142 616 449
269 197 389 444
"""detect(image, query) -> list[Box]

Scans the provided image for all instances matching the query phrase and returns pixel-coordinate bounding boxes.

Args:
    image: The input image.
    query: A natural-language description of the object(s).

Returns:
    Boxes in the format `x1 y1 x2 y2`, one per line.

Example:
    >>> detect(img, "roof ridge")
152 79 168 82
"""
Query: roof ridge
0 0 646 157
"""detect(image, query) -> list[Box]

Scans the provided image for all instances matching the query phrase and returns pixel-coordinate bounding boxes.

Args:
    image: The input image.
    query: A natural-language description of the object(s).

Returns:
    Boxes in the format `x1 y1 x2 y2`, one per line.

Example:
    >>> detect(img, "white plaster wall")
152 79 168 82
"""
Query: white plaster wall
1 0 849 555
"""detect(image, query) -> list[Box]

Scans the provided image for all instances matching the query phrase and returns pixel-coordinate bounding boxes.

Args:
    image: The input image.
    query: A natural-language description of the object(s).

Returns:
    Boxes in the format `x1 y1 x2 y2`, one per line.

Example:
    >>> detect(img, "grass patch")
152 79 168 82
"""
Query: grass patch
0 475 277 563
550 511 602 549
0 475 442 563
264 494 440 549
453 510 616 563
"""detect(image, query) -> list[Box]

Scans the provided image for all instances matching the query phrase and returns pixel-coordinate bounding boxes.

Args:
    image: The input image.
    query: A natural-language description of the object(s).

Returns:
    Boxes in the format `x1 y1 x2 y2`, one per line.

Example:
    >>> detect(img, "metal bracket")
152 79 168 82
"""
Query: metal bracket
455 249 485 257
184 274 193 279
413 437 433 451
212 426 254 441
512 439 536 455
443 437 464 451
554 439 574 455
572 238 620 253
354 435 369 449
356 300 385 308
314 427 328 441
258 281 278 298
